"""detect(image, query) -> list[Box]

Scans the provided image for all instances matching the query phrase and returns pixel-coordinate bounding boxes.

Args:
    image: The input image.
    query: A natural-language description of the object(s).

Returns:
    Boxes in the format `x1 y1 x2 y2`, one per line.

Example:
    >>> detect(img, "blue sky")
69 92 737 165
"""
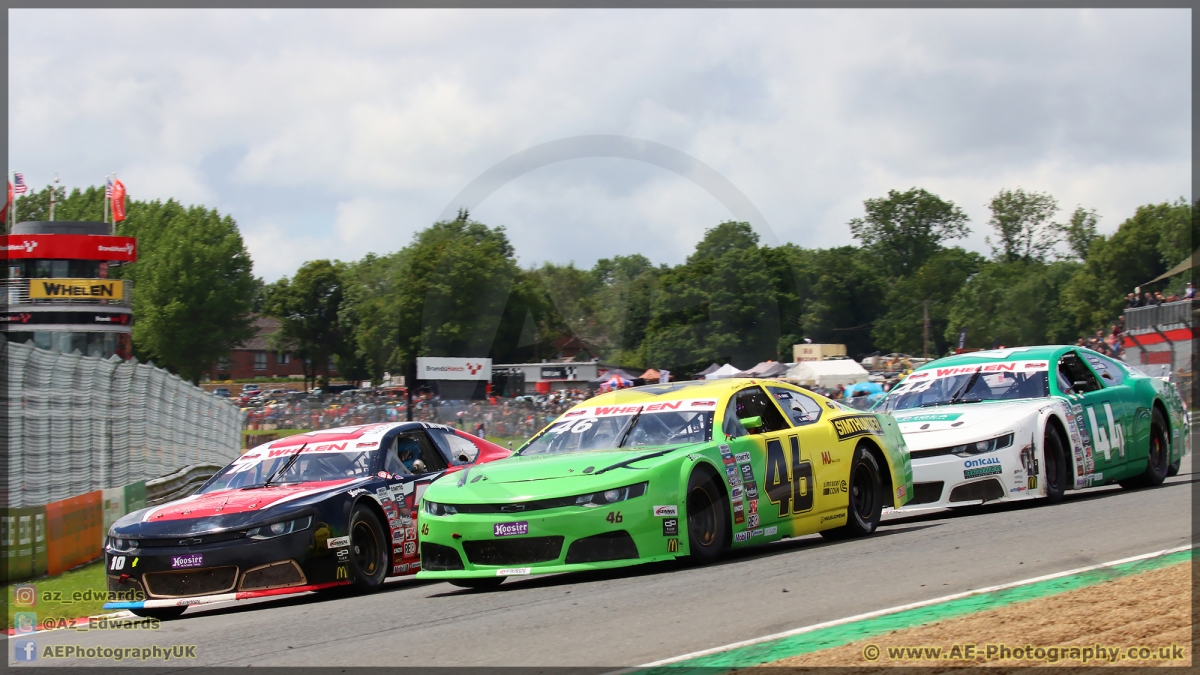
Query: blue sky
8 8 1191 281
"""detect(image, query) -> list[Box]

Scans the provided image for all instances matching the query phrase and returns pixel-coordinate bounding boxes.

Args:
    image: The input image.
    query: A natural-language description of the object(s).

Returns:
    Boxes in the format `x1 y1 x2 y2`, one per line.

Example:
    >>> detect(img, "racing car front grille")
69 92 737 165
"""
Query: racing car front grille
565 531 639 564
462 536 564 566
239 560 306 591
948 479 1005 504
420 542 465 571
142 566 239 598
125 531 249 548
909 482 944 505
909 447 957 460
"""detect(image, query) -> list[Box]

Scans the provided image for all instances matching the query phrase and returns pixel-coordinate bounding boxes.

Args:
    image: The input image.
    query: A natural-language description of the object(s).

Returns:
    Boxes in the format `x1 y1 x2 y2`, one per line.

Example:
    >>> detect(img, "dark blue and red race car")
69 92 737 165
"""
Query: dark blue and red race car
103 422 509 619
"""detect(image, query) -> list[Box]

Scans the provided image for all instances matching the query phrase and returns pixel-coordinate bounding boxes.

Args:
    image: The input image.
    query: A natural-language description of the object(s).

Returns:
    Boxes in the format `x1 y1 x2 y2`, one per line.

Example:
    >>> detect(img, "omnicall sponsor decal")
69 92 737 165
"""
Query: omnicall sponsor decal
170 554 203 569
963 456 1001 469
494 521 529 537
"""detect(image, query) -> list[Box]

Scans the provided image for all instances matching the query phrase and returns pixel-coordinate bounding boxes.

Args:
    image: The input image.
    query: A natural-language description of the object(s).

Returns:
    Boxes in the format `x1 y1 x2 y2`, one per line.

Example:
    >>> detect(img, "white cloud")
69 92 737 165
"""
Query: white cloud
9 8 1190 280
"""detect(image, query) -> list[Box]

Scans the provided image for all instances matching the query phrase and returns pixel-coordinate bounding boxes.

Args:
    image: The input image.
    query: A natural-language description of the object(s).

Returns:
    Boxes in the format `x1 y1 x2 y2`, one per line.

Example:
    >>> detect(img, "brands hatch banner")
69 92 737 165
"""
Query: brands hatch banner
29 278 124 299
2 234 137 261
416 357 492 381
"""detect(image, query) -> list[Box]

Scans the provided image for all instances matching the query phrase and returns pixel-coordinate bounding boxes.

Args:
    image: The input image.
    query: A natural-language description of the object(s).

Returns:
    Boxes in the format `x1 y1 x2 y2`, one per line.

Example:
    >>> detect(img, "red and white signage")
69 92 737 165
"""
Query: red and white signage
1 234 137 261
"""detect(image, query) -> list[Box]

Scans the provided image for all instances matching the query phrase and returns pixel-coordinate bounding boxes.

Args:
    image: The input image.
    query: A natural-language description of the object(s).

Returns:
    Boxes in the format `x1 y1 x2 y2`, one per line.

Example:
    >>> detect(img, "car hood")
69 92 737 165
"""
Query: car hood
109 477 370 538
892 399 1048 451
427 446 688 503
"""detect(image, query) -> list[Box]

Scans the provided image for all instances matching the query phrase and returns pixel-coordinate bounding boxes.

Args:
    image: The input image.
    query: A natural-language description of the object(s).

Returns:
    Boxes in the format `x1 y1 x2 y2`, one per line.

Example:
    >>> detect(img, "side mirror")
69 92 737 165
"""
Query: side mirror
411 459 427 473
739 416 763 431
456 454 470 464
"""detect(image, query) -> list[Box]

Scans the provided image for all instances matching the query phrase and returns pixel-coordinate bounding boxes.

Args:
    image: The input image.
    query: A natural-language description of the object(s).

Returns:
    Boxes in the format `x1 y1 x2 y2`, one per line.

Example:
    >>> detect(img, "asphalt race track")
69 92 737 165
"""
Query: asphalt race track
19 451 1194 668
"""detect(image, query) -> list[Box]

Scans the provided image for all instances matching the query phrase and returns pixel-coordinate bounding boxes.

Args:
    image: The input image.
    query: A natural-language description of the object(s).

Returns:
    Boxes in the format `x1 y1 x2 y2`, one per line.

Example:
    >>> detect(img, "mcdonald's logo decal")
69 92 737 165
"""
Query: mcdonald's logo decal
666 538 679 553
336 565 348 580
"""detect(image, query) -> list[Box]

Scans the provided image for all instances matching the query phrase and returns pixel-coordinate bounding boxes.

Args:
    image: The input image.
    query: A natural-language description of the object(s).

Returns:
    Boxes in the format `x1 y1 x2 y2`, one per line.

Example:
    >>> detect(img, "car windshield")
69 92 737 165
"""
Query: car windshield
199 447 379 492
520 410 714 456
879 365 1049 412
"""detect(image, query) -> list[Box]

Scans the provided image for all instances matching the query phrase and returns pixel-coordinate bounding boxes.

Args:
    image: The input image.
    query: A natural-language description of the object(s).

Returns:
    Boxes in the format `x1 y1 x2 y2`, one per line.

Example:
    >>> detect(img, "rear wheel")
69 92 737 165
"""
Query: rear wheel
1043 426 1067 504
1167 459 1181 477
346 504 388 592
1119 408 1169 489
449 577 506 590
685 469 726 564
130 606 186 621
821 444 882 539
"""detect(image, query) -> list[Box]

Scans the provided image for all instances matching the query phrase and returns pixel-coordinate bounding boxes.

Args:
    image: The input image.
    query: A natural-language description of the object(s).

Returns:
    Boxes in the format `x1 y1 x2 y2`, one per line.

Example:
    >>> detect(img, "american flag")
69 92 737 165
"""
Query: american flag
105 176 113 198
12 172 27 194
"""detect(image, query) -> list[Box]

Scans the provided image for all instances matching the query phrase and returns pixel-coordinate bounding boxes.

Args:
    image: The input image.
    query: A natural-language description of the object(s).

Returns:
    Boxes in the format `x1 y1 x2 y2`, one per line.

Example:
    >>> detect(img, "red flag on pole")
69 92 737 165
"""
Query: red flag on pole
111 178 127 222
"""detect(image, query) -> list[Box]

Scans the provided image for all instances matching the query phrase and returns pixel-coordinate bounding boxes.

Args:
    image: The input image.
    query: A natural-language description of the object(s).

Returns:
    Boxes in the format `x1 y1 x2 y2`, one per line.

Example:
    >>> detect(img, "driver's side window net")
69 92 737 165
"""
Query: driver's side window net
1058 353 1101 394
723 386 790 435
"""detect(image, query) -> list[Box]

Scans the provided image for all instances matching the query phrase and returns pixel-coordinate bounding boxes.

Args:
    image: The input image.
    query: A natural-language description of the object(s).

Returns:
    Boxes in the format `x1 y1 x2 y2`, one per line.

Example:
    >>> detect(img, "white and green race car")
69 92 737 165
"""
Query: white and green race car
876 346 1188 509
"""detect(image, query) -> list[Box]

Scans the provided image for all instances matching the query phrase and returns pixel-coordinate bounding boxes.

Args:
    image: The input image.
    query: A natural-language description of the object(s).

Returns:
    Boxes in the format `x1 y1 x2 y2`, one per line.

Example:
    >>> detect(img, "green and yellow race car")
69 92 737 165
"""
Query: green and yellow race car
416 378 913 588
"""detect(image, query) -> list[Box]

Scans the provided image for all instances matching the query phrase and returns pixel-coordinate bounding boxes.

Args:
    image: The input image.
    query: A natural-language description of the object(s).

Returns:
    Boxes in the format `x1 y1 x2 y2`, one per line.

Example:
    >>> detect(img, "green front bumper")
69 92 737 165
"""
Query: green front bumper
415 500 684 579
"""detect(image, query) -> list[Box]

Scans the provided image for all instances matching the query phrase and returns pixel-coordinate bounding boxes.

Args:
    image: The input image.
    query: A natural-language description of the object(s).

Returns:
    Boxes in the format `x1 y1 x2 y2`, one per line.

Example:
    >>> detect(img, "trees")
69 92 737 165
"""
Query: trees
263 260 351 390
986 188 1060 263
130 206 257 383
848 188 971 278
643 222 782 370
872 248 984 357
1056 206 1100 261
394 217 521 364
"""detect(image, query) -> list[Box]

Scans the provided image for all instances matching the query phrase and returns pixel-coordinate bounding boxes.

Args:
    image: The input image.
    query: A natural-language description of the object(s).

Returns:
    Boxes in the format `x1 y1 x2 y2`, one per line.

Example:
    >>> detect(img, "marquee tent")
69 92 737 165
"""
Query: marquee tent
785 359 870 388
704 363 740 380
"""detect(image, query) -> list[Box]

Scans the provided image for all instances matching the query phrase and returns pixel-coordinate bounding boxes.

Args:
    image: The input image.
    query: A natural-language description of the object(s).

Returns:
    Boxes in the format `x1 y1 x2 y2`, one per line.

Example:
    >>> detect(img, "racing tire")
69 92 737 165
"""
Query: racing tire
346 504 389 592
1119 408 1170 489
449 577 507 590
129 606 186 621
1167 459 1181 477
1043 426 1067 504
685 469 727 564
820 444 883 540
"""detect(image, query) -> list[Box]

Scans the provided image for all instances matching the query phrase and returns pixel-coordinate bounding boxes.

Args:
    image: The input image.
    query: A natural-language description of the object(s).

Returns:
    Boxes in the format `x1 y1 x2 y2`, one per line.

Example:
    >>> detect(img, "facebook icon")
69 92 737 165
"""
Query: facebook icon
14 640 37 662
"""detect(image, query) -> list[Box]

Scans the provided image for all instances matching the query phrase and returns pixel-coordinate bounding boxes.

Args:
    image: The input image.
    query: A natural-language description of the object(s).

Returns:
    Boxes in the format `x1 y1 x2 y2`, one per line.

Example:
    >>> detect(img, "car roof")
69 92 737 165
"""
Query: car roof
578 377 794 408
913 345 1068 371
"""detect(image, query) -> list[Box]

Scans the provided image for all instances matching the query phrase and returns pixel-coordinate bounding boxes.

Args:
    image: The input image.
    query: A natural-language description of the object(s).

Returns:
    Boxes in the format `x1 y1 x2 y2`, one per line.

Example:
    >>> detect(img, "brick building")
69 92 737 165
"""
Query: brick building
207 316 338 381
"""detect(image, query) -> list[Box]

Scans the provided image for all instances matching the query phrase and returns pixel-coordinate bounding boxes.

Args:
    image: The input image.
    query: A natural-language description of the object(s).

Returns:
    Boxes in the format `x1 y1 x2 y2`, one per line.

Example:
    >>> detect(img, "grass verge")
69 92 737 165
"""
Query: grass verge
5 560 110 630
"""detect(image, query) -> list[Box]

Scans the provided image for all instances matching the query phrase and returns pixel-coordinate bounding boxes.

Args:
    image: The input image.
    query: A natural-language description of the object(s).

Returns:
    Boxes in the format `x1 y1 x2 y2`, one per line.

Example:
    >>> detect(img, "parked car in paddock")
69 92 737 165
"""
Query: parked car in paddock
876 346 1188 510
416 378 913 589
103 422 509 619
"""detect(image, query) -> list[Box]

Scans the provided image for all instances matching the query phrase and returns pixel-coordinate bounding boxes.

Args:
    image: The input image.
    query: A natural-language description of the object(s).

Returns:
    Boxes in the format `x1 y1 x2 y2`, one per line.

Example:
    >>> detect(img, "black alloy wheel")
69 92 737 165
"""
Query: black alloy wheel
1043 427 1067 504
347 504 388 592
821 443 882 539
1120 408 1170 489
685 469 726 564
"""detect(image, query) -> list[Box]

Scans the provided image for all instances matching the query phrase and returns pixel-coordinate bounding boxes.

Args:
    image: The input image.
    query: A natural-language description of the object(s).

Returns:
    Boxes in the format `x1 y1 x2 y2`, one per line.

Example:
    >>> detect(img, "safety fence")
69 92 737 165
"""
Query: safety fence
1 341 243 580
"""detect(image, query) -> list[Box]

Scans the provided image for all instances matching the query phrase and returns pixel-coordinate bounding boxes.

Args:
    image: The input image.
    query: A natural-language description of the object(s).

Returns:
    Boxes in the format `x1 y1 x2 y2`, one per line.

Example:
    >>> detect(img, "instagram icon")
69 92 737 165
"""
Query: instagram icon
14 584 36 607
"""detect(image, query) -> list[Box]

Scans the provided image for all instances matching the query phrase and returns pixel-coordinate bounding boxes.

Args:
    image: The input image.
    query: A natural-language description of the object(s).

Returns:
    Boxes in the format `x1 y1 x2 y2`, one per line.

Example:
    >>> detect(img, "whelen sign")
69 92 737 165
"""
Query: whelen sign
416 357 492 381
1 235 137 261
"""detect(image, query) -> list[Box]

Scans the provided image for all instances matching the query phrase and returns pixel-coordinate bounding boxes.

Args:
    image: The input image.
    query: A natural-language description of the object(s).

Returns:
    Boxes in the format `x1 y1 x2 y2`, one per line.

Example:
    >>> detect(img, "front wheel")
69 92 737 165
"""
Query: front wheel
685 470 727 564
1043 426 1067 504
346 504 388 592
1119 408 1170 489
820 444 882 540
